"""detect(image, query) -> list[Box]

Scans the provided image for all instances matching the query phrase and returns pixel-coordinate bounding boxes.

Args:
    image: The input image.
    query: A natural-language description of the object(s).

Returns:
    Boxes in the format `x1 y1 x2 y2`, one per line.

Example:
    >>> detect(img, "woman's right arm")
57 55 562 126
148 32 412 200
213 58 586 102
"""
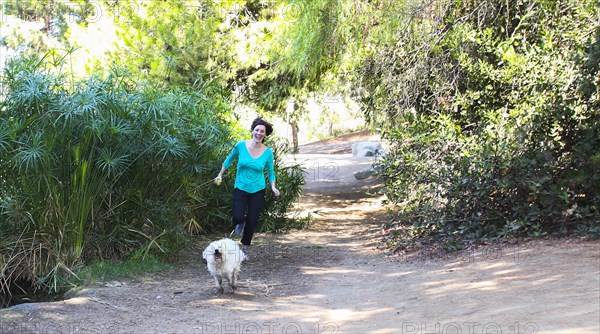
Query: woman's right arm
215 166 226 179
215 142 239 183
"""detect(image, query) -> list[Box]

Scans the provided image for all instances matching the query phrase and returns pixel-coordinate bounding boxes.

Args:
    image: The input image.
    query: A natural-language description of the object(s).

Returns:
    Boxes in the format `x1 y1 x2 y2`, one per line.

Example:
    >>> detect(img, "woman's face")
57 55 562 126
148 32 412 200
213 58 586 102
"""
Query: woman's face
252 125 267 142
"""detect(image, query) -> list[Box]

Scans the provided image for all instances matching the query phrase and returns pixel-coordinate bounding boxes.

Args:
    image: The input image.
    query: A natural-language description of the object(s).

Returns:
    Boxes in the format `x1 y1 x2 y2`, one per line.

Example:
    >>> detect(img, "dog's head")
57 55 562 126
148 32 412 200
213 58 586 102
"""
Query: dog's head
202 244 223 263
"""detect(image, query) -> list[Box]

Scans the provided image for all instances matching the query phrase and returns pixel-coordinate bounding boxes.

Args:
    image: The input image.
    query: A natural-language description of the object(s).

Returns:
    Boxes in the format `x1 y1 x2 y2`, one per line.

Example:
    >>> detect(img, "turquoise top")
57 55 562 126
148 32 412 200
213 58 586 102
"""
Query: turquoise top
223 141 276 193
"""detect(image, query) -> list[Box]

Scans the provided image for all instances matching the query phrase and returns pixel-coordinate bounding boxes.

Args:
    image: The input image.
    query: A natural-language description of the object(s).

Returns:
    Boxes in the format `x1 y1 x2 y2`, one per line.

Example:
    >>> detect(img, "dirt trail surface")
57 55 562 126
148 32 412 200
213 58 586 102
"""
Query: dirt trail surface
1 132 599 334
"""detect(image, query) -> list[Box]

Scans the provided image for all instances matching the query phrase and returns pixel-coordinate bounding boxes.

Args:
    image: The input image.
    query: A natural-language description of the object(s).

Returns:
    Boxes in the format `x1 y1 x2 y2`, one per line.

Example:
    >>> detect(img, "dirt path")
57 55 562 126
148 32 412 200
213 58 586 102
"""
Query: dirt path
1 133 599 334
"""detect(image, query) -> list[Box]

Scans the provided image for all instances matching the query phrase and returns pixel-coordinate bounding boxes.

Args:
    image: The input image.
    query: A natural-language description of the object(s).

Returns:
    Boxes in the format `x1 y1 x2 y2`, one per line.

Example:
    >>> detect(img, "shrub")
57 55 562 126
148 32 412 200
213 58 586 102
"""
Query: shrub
0 51 308 303
260 137 306 233
361 0 599 246
0 52 233 299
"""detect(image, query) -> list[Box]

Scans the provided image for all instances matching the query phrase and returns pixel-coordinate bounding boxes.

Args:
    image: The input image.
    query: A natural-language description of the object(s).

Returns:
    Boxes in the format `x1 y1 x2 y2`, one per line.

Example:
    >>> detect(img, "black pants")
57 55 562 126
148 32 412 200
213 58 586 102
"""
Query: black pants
232 188 265 246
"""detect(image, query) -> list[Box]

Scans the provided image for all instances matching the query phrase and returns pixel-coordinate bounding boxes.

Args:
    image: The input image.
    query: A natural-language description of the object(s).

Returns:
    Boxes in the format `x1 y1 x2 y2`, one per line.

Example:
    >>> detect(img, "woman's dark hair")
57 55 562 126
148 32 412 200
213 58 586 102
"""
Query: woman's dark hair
250 117 273 136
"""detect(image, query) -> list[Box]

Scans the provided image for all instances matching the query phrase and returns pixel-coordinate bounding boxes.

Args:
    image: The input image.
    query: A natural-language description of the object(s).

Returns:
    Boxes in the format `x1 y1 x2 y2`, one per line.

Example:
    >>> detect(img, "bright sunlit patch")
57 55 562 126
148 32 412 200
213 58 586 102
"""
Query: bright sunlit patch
386 271 415 278
66 11 120 77
481 262 510 270
492 268 519 276
301 267 361 275
64 297 90 305
328 308 353 322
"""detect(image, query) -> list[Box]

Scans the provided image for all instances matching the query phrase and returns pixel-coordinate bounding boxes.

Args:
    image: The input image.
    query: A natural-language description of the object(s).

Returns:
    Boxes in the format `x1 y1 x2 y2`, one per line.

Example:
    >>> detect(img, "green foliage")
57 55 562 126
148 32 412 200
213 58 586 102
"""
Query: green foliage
73 256 172 286
269 0 344 86
361 0 599 245
0 50 308 304
260 137 305 233
106 0 225 88
0 51 233 299
1 0 96 39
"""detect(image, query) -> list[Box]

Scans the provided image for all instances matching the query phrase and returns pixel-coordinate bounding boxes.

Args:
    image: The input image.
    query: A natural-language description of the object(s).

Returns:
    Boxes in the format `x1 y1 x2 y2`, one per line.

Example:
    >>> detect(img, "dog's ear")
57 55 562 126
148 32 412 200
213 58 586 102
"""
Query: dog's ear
202 245 214 259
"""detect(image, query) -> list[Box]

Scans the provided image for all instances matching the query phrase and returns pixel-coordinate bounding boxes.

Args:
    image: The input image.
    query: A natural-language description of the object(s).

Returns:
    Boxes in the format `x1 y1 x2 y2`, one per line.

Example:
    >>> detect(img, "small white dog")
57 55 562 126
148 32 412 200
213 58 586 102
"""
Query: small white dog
202 238 248 294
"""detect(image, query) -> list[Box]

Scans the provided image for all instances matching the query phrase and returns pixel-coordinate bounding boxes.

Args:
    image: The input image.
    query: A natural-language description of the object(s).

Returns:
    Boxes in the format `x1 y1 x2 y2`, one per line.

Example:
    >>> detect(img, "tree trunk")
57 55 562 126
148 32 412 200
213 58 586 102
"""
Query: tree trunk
290 121 299 153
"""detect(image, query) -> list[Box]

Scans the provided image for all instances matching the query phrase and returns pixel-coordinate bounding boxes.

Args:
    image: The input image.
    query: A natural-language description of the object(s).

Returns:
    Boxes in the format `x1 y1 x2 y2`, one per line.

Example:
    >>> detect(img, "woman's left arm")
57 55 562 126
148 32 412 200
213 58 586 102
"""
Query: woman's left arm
270 180 280 197
266 149 280 197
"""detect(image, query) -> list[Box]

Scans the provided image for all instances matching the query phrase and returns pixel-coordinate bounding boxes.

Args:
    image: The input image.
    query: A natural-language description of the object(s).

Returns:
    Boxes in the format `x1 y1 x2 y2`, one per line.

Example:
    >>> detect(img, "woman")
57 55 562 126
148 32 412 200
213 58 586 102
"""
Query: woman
214 117 280 248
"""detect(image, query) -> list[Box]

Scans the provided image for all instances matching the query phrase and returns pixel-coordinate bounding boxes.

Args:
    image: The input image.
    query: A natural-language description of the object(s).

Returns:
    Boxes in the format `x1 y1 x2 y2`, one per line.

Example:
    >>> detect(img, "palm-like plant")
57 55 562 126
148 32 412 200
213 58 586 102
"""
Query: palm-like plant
0 53 234 303
1 49 306 306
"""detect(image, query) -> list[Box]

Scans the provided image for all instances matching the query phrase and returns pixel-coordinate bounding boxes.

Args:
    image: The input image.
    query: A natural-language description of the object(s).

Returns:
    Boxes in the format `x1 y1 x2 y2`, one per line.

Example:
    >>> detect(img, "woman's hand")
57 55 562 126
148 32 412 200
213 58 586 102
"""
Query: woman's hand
272 185 280 197
215 167 226 186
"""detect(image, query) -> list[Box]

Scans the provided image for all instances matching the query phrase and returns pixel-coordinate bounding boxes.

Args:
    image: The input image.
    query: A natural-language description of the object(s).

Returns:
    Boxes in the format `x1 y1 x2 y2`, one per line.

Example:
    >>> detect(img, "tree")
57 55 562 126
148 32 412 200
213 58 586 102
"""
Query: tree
2 0 96 39
356 0 599 243
231 0 358 150
104 0 352 150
